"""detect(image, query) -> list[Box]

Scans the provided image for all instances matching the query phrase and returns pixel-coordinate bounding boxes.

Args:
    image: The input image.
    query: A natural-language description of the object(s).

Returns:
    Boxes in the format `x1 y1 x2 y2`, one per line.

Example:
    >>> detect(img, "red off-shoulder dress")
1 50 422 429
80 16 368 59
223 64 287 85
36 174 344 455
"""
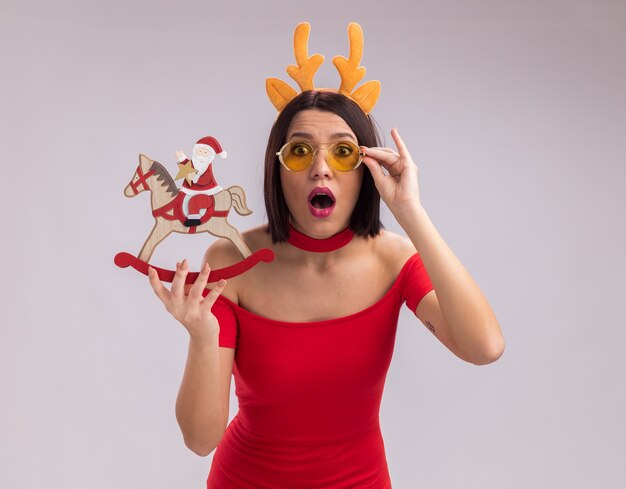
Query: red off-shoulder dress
206 252 433 488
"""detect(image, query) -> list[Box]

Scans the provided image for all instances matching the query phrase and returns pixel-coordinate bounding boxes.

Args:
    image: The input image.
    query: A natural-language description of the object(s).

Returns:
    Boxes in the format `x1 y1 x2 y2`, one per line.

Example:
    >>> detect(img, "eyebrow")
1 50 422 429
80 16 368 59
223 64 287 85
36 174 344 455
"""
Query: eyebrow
288 131 357 143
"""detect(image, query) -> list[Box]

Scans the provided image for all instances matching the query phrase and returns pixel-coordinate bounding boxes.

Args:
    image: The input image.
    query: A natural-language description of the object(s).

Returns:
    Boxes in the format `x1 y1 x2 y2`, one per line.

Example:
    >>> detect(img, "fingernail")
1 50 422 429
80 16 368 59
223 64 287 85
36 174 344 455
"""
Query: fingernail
218 279 226 287
203 262 209 273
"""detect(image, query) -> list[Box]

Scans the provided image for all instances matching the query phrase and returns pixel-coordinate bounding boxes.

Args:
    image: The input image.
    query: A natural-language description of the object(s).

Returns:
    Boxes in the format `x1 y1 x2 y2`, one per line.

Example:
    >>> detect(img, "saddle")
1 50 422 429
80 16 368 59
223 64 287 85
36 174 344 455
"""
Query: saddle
152 192 229 229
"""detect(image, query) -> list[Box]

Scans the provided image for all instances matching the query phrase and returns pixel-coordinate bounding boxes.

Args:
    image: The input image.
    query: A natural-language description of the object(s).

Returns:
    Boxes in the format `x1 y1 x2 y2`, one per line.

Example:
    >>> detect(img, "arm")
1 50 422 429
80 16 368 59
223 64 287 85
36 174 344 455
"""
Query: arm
148 259 232 456
175 332 234 456
403 207 504 365
362 128 504 365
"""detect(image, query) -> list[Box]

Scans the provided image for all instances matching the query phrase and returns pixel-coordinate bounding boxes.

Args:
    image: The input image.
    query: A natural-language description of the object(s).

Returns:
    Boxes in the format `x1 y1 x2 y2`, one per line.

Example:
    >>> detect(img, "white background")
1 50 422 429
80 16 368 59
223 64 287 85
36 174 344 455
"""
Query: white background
1 1 625 487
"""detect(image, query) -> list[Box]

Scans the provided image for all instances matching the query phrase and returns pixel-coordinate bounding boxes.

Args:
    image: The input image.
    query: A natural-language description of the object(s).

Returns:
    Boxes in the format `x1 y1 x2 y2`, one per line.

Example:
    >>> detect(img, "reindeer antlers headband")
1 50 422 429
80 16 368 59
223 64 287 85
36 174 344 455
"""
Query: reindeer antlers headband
266 22 381 114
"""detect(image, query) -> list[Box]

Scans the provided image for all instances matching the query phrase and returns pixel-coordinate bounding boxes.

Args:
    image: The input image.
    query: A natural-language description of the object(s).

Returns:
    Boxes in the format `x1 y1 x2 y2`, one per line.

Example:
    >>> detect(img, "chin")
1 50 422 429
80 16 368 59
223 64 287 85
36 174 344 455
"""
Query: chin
292 214 350 237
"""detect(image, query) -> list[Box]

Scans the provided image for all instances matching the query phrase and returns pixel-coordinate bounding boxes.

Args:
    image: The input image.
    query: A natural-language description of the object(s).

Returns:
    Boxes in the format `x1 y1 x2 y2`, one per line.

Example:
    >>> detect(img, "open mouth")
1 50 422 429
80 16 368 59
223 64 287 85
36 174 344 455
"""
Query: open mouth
310 194 335 209
308 188 336 208
307 187 336 217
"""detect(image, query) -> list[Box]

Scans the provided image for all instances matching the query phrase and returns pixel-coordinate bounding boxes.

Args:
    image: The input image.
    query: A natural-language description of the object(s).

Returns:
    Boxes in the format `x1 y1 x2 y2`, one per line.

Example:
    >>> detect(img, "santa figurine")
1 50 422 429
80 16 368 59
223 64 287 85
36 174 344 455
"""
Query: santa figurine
175 136 227 227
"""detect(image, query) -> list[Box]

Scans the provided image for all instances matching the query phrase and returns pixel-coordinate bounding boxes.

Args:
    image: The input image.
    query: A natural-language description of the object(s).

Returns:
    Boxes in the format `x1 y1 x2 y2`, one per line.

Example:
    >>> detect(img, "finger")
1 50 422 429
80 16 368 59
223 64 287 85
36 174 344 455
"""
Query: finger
363 150 402 179
171 259 188 298
362 146 399 159
362 155 387 184
364 146 398 155
201 279 227 310
148 266 171 304
362 147 401 169
188 262 211 300
391 127 410 157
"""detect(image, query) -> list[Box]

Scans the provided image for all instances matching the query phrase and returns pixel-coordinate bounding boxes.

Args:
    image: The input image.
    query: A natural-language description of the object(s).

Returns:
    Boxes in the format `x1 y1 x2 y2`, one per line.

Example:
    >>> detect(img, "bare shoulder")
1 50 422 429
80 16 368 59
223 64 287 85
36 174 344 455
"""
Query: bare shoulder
241 224 273 250
202 224 270 304
373 229 418 275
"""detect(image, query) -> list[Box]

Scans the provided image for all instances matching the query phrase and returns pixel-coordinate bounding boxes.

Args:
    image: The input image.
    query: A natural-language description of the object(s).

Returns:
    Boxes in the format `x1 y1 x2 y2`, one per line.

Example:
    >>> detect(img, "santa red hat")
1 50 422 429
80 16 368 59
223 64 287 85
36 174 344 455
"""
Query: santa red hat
194 136 227 159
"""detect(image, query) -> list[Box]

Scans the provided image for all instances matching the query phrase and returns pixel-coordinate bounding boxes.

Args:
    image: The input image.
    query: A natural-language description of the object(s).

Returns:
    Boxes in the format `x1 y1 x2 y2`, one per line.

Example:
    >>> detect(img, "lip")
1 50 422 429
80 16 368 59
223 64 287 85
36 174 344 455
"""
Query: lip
307 186 336 203
307 186 336 218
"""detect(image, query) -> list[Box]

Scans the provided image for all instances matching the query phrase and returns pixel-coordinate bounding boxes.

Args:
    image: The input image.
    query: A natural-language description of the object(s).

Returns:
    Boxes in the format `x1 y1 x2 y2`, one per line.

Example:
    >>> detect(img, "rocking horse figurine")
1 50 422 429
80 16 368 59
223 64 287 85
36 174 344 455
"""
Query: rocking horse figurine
114 137 274 284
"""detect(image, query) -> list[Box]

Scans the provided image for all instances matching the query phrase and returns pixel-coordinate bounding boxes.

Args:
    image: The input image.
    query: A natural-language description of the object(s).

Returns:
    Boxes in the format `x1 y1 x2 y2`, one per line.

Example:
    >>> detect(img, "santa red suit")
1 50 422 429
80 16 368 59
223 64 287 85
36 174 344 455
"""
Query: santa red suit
179 136 227 226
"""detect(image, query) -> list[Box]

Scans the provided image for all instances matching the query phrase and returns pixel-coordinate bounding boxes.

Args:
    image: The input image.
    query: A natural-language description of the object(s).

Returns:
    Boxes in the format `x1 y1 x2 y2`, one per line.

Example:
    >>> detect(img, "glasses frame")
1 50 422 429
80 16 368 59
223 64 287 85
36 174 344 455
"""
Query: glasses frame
276 140 365 172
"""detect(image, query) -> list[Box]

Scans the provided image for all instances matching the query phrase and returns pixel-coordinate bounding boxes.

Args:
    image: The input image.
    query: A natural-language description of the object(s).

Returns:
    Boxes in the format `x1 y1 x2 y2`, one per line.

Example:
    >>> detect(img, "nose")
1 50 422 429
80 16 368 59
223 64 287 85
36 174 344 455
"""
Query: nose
309 146 333 179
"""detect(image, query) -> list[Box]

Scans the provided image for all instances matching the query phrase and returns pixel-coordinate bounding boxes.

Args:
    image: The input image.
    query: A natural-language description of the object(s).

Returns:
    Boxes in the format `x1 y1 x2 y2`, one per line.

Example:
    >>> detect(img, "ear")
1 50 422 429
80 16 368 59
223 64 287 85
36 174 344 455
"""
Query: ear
351 80 381 114
139 153 154 171
266 78 298 112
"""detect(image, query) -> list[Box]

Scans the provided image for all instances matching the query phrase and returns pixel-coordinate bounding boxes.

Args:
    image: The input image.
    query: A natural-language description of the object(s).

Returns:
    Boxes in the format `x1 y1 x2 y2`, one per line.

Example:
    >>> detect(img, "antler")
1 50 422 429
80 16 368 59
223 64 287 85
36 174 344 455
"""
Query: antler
332 23 366 95
332 23 380 113
266 22 325 112
286 22 325 91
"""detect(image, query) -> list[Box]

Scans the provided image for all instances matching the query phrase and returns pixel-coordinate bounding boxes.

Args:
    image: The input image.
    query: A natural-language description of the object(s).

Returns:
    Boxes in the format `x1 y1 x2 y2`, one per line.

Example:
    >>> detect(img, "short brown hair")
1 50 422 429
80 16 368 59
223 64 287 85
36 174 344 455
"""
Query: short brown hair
264 90 384 243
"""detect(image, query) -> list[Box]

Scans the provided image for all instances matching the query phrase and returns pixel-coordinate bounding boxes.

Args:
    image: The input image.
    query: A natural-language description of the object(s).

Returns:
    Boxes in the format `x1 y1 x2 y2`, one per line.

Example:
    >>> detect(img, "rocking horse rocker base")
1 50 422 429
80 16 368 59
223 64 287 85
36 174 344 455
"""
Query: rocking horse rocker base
114 249 275 283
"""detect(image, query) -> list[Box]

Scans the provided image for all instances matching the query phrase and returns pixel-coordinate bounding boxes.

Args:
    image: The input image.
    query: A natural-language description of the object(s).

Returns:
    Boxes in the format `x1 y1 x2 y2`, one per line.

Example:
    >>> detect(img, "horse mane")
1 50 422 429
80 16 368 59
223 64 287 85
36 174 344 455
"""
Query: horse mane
150 161 179 197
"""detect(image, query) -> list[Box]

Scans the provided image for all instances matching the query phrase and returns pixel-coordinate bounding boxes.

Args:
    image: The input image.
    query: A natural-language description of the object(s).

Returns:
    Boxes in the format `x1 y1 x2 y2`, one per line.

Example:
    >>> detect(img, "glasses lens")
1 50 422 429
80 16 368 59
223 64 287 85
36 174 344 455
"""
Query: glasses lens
281 142 314 171
328 141 362 171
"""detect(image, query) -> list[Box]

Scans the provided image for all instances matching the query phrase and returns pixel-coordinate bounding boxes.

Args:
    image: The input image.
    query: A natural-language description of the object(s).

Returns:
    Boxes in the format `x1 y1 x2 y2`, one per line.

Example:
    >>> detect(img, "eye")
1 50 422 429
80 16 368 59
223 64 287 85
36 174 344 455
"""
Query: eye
334 143 355 158
291 143 311 157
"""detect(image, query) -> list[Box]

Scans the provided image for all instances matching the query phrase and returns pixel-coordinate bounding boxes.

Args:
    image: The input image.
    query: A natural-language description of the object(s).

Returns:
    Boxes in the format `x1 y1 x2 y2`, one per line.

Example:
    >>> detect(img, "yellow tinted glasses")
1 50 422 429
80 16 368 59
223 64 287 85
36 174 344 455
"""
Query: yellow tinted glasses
276 140 365 172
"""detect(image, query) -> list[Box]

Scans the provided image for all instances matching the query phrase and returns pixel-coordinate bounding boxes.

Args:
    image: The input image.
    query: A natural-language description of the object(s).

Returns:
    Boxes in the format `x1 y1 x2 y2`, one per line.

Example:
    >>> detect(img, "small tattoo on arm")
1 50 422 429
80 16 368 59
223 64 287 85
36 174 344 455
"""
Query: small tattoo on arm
425 321 436 334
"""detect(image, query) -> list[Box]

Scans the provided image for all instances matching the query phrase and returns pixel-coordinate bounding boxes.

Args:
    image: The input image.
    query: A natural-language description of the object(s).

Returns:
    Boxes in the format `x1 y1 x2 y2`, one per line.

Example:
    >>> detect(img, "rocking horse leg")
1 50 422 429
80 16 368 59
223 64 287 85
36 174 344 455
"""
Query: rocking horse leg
228 231 253 259
206 218 252 259
138 219 171 262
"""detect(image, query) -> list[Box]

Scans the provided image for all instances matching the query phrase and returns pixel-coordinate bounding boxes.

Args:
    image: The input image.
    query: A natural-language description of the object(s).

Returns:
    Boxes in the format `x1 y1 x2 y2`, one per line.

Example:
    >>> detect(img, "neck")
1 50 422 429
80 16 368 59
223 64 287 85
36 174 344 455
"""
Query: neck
287 222 355 253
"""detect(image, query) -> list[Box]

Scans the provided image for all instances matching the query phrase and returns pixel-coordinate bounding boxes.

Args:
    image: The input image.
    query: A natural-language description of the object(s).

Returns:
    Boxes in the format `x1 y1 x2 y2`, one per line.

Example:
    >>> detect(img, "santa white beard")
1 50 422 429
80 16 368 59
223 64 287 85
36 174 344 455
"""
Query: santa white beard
191 152 214 176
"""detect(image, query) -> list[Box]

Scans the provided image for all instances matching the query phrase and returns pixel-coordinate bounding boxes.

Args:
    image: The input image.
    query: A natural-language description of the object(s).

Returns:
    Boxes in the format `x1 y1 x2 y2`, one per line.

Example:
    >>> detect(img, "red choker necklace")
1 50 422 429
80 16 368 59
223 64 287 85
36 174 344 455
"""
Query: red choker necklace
287 223 355 252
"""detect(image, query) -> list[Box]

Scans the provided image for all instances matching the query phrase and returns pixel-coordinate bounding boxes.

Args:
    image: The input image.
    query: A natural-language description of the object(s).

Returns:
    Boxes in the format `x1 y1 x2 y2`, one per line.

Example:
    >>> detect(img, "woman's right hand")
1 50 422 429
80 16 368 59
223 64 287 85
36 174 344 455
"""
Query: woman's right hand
148 259 227 343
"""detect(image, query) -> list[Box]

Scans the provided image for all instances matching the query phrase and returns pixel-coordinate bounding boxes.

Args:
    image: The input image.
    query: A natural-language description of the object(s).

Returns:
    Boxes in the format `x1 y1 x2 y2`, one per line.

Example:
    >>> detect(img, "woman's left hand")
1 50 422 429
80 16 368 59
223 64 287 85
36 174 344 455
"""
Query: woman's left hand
361 128 422 216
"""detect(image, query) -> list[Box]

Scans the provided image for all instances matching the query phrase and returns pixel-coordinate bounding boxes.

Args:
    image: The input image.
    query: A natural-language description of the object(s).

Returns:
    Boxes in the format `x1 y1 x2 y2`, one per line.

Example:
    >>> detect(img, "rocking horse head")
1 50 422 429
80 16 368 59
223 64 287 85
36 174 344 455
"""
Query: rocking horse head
124 154 156 197
124 154 177 198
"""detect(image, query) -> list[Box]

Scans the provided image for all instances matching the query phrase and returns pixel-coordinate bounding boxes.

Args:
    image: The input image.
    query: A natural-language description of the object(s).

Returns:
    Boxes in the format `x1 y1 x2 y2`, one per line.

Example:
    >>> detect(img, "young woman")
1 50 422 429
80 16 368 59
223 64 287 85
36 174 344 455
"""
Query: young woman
148 91 504 488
